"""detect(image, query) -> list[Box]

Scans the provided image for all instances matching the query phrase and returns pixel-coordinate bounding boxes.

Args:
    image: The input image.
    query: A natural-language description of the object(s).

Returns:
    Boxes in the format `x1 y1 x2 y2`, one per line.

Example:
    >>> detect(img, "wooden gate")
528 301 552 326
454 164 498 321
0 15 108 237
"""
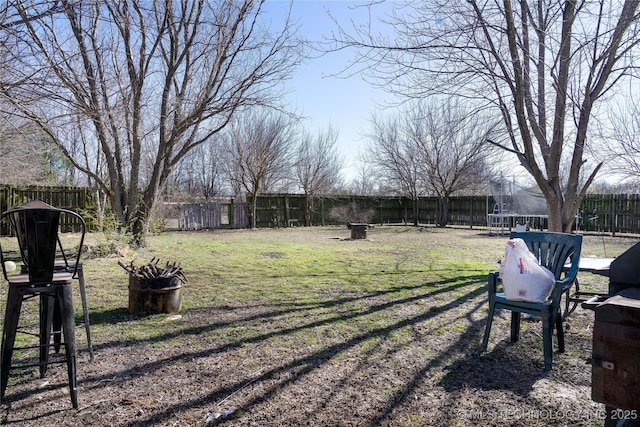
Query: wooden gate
157 200 248 230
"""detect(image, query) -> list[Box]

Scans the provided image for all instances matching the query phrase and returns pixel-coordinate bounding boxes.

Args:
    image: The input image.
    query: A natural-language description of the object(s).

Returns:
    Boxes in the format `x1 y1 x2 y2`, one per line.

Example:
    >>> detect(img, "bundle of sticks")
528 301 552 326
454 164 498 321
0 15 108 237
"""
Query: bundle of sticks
118 257 187 285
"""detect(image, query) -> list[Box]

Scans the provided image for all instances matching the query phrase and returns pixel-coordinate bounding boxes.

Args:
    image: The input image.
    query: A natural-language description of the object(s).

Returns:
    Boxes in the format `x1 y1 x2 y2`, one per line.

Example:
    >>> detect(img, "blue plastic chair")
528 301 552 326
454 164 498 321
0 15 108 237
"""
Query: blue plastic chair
481 231 582 370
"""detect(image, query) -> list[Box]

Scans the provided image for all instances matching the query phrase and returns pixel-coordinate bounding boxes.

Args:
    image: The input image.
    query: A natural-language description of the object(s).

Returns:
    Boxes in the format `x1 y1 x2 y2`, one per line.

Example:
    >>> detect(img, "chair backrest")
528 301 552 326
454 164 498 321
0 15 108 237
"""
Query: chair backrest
509 231 582 280
0 200 86 284
2 200 60 283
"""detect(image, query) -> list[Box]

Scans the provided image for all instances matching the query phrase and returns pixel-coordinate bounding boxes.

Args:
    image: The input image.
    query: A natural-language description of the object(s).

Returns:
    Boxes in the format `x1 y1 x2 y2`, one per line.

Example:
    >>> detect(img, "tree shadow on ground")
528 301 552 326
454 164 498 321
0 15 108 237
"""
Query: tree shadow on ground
45 275 483 424
6 273 540 426
439 340 548 395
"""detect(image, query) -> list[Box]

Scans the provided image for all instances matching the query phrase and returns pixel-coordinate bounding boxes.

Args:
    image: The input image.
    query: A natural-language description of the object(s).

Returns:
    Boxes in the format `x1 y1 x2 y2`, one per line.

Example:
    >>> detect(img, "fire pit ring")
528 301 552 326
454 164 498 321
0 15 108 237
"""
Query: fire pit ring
119 258 186 316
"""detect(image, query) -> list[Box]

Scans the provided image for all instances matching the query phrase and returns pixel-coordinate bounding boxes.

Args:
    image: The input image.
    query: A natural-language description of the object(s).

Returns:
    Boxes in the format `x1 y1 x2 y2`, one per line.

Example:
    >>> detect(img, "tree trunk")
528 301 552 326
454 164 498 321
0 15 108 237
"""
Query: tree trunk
251 192 258 229
546 201 562 232
544 195 577 233
437 197 449 228
412 197 419 226
305 194 311 227
130 212 148 248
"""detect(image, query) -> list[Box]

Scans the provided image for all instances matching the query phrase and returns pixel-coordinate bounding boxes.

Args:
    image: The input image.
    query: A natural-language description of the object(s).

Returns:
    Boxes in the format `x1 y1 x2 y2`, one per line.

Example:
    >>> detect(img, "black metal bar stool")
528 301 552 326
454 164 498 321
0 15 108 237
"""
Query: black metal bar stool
0 200 86 408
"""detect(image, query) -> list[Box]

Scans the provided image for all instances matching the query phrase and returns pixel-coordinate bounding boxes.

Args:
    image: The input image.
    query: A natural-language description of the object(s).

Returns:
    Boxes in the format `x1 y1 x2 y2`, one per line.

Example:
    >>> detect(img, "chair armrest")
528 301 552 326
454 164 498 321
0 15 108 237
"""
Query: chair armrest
558 257 580 293
488 270 500 294
557 276 576 294
552 270 579 302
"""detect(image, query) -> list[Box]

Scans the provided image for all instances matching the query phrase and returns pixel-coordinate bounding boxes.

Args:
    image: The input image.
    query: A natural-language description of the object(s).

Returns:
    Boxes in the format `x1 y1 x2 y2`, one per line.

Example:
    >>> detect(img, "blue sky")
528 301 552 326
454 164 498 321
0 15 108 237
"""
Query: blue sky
264 1 396 182
262 1 640 189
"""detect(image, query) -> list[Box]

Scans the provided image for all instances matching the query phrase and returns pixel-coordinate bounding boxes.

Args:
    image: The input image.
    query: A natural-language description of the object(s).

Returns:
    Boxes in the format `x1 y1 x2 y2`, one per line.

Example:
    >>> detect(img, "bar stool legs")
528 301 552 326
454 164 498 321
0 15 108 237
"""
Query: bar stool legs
77 267 93 360
52 264 93 360
40 293 55 378
1 287 23 400
58 285 78 408
0 284 78 408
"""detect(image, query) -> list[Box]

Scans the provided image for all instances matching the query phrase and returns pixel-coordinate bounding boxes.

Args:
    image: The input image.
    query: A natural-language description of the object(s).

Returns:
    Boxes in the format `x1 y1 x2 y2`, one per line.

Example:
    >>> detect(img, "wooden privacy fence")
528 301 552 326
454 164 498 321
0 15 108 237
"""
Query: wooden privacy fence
579 193 640 235
0 185 91 234
157 193 640 233
248 193 640 234
1 185 639 234
249 194 492 229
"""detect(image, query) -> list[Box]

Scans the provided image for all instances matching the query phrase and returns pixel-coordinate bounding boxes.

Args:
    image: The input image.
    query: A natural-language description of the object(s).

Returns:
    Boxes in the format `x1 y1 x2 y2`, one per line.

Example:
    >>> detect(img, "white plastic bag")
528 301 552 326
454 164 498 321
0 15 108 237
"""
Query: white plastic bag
499 238 555 302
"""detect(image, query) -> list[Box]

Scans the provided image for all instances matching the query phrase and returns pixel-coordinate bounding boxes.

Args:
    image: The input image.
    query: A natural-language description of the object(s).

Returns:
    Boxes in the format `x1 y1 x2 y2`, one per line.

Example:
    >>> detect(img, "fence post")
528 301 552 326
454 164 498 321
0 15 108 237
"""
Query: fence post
612 194 617 237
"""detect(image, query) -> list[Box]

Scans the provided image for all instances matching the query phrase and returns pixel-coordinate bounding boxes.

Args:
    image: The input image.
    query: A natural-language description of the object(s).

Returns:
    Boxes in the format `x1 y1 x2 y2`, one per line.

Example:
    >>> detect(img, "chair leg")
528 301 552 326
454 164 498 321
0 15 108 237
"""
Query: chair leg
39 293 55 378
1 288 23 400
556 310 565 353
52 299 62 353
58 286 78 408
510 311 521 342
77 267 93 359
481 300 495 351
542 309 554 371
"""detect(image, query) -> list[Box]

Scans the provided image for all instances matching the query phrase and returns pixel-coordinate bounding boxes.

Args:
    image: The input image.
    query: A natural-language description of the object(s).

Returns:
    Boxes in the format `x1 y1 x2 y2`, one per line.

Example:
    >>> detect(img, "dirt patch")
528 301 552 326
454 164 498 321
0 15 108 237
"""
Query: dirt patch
0 227 632 426
0 296 605 426
262 252 284 259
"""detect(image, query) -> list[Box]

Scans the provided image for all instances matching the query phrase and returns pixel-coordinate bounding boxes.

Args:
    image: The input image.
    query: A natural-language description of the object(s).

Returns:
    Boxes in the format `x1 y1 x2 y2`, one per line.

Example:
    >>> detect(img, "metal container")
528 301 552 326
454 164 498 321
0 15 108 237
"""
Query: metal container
609 242 640 295
349 223 368 239
591 287 640 410
128 275 183 316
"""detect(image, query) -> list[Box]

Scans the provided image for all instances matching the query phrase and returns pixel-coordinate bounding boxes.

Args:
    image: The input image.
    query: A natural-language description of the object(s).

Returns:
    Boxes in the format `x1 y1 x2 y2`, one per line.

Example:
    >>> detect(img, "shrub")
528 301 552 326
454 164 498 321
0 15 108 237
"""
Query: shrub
329 202 374 225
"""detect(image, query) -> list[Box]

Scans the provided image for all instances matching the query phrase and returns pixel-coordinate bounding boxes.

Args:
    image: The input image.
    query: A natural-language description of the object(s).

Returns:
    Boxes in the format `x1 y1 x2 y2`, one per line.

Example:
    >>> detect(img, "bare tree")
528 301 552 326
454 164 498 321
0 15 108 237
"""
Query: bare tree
410 100 498 227
1 0 301 244
223 110 296 228
0 112 40 185
604 98 640 182
367 112 423 225
170 141 226 201
0 111 74 186
349 152 379 196
330 0 640 232
368 99 497 227
294 126 344 226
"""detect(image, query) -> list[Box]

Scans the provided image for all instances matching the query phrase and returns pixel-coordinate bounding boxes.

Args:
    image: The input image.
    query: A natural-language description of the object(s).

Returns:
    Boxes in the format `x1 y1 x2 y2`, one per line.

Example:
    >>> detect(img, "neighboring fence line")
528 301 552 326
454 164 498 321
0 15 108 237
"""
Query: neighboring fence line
0 185 92 234
246 193 640 233
1 185 639 234
580 193 640 235
248 194 492 229
0 185 90 211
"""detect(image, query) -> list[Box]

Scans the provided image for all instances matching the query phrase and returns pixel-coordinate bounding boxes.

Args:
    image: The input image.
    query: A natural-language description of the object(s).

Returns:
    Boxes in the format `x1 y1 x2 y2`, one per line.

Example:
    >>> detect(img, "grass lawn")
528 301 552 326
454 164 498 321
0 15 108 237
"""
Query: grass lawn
0 226 637 426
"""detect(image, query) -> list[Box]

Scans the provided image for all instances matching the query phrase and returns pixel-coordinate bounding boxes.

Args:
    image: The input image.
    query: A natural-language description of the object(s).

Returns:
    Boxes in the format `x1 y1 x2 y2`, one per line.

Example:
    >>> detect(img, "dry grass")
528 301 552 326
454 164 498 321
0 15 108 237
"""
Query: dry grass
0 226 637 426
